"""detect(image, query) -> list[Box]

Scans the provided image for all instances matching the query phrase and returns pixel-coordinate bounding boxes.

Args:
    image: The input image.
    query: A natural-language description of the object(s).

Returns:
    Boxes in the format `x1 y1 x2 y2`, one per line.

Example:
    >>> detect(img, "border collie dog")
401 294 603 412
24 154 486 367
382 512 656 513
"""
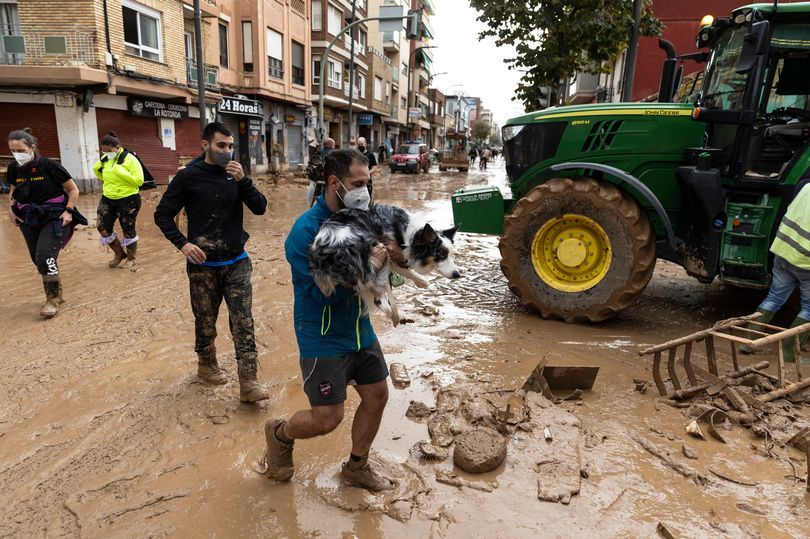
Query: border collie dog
309 204 461 325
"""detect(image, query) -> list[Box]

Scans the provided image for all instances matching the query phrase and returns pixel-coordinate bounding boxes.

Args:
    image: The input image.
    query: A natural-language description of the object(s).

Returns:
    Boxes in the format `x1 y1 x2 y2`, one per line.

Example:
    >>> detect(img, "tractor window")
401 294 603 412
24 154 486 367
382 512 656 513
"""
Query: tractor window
701 25 748 111
503 122 567 182
763 56 810 113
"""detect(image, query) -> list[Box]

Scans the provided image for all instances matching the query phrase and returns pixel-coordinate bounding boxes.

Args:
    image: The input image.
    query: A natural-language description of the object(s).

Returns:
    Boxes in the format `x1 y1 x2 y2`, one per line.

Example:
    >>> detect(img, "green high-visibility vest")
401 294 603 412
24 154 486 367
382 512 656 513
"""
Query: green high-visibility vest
771 184 810 270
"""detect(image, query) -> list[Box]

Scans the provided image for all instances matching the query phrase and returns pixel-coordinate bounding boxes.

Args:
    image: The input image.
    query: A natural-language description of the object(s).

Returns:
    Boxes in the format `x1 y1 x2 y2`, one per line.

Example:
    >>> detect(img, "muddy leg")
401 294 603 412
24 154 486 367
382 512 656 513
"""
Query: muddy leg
187 264 224 369
119 194 141 269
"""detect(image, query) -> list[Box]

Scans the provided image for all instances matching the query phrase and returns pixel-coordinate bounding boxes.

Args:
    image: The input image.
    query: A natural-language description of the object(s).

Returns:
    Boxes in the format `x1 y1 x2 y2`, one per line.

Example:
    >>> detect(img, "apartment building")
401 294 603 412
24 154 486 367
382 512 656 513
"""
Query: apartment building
0 0 312 187
405 0 433 142
428 86 443 149
310 0 372 147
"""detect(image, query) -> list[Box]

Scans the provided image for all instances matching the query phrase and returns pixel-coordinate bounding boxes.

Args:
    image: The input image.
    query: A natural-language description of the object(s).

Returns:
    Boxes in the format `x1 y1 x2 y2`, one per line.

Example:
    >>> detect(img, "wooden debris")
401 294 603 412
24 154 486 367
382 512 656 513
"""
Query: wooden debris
633 434 711 487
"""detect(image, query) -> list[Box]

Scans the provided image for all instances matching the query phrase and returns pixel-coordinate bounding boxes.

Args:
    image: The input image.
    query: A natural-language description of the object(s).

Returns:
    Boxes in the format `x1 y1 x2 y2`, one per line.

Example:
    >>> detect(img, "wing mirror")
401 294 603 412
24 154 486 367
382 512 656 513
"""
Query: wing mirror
737 20 770 74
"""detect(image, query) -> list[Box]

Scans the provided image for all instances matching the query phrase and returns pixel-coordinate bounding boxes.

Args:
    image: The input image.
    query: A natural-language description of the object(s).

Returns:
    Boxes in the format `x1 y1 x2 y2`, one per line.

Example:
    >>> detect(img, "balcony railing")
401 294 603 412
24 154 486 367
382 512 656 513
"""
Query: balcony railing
391 65 400 83
343 34 365 55
186 59 219 90
390 105 398 118
1 24 99 66
343 85 361 99
268 57 283 80
292 65 304 86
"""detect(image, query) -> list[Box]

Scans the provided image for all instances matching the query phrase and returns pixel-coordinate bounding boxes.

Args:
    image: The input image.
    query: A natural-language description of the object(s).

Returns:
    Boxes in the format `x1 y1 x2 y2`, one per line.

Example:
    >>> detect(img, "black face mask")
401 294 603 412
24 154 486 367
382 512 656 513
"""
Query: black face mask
358 146 366 153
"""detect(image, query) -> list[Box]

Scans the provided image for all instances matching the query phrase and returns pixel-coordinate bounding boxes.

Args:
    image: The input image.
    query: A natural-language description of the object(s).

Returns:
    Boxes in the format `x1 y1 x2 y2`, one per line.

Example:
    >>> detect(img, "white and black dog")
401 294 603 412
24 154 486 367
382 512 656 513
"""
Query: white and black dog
309 204 461 325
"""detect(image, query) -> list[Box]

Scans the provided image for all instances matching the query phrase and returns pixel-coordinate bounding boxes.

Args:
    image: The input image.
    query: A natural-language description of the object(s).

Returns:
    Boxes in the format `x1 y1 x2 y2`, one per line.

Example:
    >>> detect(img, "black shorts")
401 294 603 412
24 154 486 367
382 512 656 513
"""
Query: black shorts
299 340 389 406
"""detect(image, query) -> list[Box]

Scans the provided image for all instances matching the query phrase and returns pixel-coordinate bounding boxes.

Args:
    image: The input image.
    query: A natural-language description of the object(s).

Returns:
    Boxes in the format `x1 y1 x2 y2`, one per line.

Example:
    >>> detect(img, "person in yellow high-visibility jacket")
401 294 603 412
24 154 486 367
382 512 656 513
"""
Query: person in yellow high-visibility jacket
742 181 810 362
93 131 144 268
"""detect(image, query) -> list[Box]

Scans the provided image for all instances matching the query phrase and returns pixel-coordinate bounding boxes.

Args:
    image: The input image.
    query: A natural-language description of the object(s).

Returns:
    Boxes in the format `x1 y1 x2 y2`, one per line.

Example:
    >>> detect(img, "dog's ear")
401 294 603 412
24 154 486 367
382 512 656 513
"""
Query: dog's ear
442 225 460 243
421 223 438 243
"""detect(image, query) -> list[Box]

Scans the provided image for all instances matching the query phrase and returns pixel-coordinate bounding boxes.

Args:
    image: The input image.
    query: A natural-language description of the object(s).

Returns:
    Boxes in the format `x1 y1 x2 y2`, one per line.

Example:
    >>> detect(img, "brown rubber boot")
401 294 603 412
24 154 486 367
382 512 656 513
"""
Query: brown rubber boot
341 456 395 492
40 279 60 319
239 375 269 402
124 242 138 270
263 419 294 481
197 362 227 385
107 238 126 268
56 282 64 304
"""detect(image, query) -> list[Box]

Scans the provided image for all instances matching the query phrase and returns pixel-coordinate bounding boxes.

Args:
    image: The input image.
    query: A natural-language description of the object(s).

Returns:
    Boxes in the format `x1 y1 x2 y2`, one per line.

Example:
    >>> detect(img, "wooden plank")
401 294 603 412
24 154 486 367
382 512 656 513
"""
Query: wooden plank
727 325 770 337
639 314 761 356
706 336 718 376
794 336 803 382
750 322 810 348
730 339 740 371
777 343 785 387
666 348 680 391
682 341 697 385
707 331 757 346
652 351 666 396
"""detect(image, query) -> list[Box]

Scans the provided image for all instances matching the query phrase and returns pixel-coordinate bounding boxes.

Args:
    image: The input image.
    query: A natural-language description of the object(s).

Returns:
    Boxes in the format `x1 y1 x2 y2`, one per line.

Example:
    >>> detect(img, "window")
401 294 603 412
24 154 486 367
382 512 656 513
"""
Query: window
292 40 305 86
385 82 391 104
358 29 367 52
358 73 366 99
374 76 382 101
401 62 408 76
184 32 193 60
242 21 253 72
401 96 406 108
327 59 342 88
122 0 162 61
267 27 283 79
327 5 342 36
313 58 321 84
312 0 322 31
218 22 228 68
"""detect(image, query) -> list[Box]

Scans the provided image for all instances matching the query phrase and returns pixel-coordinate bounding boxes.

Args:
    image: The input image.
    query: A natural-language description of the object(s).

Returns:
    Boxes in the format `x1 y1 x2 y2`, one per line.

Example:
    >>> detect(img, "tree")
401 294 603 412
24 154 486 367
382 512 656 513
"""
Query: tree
470 0 664 111
473 120 492 145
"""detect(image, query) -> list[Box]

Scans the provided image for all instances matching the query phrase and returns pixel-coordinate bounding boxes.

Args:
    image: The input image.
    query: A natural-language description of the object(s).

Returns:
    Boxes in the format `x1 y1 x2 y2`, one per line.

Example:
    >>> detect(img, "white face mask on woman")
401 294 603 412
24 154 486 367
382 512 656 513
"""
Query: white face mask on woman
338 182 371 210
103 150 118 161
12 151 33 166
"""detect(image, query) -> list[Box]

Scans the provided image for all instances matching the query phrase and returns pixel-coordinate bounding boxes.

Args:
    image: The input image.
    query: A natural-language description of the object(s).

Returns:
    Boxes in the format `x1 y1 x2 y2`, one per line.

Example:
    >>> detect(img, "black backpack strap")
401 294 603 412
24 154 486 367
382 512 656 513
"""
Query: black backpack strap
117 149 130 165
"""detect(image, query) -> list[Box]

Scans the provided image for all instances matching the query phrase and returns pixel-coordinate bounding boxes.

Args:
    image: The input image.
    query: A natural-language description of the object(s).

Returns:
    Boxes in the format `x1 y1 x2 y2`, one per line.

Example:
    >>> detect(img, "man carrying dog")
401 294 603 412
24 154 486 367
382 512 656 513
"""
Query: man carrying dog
264 149 396 492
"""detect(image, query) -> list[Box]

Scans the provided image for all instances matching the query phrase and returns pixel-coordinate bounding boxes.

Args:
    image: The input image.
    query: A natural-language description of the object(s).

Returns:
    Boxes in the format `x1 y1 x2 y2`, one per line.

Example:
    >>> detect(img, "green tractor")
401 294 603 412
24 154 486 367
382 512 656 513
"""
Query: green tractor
452 2 810 322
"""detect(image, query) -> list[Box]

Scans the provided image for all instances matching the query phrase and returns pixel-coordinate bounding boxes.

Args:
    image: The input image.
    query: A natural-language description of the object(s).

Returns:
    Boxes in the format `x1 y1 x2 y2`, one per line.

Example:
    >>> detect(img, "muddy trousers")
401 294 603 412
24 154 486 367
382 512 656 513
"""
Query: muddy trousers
186 258 258 378
19 222 61 279
97 194 141 250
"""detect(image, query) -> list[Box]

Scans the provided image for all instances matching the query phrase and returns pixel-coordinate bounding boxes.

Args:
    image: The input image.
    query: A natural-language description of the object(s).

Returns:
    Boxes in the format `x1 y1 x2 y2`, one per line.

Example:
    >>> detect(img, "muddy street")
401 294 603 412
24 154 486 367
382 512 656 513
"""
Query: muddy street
1 160 808 538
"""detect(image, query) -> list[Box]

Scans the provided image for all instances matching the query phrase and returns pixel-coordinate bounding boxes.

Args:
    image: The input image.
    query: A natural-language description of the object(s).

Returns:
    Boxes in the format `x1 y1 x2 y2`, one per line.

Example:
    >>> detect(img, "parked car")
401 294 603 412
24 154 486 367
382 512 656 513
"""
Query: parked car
390 143 430 174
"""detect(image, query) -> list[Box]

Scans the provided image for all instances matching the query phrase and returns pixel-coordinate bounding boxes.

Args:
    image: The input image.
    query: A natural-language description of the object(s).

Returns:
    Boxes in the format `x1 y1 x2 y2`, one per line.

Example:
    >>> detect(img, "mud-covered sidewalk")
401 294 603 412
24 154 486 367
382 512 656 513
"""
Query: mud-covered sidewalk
0 163 808 538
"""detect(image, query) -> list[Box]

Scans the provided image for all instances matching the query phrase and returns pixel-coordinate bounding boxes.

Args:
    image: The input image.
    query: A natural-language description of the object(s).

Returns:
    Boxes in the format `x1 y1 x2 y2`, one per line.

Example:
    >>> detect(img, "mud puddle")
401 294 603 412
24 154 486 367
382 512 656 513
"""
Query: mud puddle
0 161 808 537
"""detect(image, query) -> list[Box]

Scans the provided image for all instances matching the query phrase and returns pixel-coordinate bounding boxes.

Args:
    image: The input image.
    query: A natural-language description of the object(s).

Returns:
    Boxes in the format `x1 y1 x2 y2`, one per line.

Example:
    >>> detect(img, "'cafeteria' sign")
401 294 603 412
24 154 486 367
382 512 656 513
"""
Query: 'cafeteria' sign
128 98 189 120
219 96 263 117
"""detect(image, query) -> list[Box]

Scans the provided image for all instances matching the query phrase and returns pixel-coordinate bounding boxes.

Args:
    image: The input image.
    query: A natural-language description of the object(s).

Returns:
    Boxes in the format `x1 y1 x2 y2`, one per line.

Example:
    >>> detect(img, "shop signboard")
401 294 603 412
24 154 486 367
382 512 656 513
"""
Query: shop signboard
128 98 189 120
358 113 373 126
219 96 263 117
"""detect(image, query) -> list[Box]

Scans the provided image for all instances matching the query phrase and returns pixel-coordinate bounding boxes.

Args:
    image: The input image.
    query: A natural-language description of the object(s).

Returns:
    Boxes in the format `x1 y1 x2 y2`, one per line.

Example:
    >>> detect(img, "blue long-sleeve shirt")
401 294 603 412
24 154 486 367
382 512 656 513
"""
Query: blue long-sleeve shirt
285 194 377 358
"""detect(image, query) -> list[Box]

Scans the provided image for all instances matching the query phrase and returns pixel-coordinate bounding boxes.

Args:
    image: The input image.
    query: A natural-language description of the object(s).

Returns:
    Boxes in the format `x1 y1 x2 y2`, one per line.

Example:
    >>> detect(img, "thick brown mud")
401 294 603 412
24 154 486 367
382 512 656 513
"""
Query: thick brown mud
0 161 808 537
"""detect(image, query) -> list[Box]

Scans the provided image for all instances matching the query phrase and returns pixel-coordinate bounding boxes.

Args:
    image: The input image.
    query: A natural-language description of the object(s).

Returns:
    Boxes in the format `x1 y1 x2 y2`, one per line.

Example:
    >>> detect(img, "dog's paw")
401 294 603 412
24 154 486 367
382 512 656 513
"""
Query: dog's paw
412 277 429 288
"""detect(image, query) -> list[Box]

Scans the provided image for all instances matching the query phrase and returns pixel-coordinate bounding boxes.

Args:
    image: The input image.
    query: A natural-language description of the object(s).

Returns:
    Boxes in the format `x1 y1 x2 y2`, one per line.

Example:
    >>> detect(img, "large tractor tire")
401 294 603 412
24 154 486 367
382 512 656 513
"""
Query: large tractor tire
499 178 656 322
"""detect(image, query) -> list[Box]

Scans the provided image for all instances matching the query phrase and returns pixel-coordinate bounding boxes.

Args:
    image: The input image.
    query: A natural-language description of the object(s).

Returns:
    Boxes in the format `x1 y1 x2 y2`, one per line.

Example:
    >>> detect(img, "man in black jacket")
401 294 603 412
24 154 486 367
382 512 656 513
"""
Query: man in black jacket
154 122 269 402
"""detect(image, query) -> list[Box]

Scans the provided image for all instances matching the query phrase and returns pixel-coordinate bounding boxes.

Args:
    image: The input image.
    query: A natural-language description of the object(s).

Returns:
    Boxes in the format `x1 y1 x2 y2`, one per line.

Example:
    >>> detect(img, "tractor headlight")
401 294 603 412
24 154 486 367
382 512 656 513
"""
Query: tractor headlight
502 124 525 143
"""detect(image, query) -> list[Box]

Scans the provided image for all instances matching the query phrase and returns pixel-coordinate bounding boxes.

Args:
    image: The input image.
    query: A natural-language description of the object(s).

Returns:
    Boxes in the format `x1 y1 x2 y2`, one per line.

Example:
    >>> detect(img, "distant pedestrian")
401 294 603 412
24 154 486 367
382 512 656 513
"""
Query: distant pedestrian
480 148 491 170
154 122 270 402
377 144 386 165
468 146 478 167
322 137 336 157
357 137 379 199
6 128 85 318
93 131 144 269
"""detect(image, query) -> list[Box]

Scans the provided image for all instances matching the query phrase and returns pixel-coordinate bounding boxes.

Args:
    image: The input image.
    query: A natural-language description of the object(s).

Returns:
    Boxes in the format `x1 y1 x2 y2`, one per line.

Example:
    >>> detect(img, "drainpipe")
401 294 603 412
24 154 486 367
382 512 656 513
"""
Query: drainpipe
102 0 112 54
193 0 207 136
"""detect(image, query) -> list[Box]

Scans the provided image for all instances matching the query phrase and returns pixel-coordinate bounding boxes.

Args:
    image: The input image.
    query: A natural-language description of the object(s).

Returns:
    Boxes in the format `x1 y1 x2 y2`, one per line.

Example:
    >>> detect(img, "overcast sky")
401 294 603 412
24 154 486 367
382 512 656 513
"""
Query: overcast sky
430 0 527 126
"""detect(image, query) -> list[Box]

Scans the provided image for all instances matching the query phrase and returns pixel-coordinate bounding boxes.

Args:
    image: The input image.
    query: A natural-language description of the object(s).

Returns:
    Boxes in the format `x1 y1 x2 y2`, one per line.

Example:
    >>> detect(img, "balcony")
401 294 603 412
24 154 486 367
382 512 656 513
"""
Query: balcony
382 32 399 53
1 24 100 67
343 85 361 99
569 72 600 104
388 105 398 118
343 34 365 55
186 59 219 90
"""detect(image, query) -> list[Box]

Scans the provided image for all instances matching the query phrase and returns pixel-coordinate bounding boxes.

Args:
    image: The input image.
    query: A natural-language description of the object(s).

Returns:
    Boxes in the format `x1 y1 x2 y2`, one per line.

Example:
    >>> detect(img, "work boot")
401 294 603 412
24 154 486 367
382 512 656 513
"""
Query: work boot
40 279 60 319
107 238 126 268
341 456 395 492
56 282 64 304
197 362 227 385
782 316 810 364
739 309 775 354
124 242 137 270
263 419 294 481
239 374 269 402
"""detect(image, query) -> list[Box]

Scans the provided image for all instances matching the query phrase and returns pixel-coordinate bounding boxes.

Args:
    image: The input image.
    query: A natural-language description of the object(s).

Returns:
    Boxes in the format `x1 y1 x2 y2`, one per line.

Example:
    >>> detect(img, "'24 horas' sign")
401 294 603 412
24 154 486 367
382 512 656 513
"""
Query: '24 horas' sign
218 96 263 117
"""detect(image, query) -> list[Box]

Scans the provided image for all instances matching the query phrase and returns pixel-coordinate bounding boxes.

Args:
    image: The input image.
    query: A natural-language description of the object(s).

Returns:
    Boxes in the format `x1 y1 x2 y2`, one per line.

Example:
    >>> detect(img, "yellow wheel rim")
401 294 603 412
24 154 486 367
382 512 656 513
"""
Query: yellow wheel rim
531 214 612 292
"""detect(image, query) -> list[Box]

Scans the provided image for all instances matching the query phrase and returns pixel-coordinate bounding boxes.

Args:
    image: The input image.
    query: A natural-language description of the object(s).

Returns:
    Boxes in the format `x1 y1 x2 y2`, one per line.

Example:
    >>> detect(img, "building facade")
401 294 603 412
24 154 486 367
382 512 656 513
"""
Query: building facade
0 0 312 188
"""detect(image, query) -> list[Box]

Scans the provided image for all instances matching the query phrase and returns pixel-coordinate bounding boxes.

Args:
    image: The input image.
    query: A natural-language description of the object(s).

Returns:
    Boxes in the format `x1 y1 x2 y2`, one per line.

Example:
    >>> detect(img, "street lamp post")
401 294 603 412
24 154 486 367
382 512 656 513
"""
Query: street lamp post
406 44 435 141
346 0 357 146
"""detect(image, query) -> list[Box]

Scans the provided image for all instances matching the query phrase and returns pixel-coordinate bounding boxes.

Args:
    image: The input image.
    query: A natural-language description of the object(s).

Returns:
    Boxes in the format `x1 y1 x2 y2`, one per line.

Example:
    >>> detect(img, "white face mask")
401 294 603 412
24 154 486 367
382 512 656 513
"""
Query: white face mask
13 151 33 166
104 151 118 160
338 182 370 210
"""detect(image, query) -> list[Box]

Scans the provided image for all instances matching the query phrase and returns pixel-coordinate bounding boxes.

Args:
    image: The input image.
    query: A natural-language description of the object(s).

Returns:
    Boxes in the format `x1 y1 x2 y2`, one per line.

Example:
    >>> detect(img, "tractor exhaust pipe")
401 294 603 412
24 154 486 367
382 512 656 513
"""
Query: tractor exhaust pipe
658 38 678 103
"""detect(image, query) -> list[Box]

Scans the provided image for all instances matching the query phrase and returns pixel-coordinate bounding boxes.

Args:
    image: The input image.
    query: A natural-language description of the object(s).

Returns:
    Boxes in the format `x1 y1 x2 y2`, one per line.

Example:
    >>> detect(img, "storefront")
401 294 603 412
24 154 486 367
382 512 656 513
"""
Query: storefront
218 96 264 175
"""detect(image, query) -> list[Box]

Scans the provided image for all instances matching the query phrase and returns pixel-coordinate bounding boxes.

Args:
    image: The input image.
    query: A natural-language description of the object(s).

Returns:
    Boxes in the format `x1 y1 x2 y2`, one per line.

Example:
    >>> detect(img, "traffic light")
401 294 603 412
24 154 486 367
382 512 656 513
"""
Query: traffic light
406 9 423 40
